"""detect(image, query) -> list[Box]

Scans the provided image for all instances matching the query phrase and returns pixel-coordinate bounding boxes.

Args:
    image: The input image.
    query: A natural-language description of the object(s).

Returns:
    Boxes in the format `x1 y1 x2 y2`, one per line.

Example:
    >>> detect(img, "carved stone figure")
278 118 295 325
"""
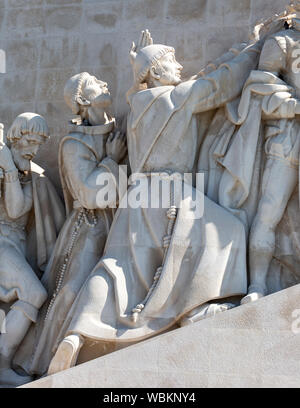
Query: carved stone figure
195 9 300 300
0 113 65 387
47 30 262 375
242 3 300 302
13 73 127 378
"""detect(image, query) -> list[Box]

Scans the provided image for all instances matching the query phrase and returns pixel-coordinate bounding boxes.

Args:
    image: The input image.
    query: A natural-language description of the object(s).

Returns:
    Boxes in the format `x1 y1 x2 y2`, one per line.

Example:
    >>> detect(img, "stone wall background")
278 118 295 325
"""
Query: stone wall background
0 0 287 190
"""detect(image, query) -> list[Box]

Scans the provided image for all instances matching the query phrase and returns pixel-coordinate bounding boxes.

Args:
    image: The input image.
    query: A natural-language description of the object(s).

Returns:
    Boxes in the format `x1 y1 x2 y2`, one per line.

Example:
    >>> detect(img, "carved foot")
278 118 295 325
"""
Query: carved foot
48 334 83 376
241 291 264 305
0 367 32 388
241 284 266 305
179 302 235 327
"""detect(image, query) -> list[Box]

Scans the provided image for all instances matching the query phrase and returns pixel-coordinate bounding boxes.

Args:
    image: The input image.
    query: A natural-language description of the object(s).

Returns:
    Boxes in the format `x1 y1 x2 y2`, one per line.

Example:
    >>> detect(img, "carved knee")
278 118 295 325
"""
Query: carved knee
26 283 48 311
35 285 48 309
11 300 39 323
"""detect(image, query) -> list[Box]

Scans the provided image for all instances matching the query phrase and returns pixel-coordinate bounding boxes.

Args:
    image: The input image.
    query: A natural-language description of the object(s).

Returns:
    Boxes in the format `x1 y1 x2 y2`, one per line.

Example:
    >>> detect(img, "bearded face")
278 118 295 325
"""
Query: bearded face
82 76 112 108
153 52 183 86
10 133 44 172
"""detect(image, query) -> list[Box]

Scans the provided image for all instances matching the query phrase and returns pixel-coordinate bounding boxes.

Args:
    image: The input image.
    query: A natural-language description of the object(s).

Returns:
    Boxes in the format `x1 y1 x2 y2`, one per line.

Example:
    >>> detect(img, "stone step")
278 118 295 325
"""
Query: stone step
21 284 300 388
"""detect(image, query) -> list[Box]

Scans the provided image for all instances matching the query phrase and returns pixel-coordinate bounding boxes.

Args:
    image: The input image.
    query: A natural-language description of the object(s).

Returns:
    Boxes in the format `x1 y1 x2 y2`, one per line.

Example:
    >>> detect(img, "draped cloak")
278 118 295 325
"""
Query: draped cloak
60 45 261 351
0 161 65 288
26 162 65 273
14 121 120 376
0 162 65 370
198 69 300 293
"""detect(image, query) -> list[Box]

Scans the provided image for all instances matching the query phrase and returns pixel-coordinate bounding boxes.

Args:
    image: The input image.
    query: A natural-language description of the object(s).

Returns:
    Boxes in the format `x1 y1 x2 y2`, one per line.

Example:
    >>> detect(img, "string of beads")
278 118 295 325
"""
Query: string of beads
132 179 178 323
44 208 97 321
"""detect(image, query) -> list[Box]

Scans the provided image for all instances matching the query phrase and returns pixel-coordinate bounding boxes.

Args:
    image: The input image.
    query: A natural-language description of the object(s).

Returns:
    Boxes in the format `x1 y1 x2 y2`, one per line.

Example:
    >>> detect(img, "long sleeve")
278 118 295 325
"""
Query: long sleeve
187 42 261 114
258 37 286 74
4 170 33 219
258 36 299 119
62 139 120 210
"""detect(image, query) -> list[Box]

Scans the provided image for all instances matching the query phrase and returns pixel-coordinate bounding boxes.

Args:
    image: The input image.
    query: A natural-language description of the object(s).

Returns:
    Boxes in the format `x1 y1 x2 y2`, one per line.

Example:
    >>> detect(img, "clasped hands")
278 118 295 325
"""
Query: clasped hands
106 130 127 163
0 141 16 173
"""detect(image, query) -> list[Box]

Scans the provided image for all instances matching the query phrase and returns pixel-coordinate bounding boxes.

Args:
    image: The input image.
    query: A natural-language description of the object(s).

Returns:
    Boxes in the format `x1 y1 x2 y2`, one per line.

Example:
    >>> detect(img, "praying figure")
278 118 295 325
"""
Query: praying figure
48 30 261 375
14 73 127 379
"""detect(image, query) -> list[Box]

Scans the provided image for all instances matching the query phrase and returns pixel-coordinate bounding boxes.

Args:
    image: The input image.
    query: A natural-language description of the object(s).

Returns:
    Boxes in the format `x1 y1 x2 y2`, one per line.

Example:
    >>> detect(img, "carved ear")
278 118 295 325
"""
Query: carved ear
149 65 160 80
76 95 91 107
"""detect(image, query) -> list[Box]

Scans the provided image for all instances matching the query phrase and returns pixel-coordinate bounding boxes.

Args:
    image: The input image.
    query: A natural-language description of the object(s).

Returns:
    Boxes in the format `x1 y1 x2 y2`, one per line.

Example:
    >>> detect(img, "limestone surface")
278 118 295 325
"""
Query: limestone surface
21 283 300 388
0 0 288 189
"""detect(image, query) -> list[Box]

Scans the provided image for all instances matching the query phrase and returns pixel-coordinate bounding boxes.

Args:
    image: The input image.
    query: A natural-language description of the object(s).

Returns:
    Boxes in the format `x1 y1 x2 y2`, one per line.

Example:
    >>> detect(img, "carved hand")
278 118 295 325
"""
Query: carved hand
0 141 16 172
130 29 153 64
106 131 127 163
270 98 300 119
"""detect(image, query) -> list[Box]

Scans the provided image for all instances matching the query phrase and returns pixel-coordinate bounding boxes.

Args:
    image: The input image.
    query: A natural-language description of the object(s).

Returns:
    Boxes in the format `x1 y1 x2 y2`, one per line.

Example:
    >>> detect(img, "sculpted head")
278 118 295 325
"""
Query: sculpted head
7 113 49 172
64 72 112 126
132 44 183 88
289 1 300 17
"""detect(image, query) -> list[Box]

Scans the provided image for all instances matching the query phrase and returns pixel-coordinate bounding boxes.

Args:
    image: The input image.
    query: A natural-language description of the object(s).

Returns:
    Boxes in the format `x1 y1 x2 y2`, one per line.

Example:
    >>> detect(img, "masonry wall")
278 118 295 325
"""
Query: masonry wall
0 0 287 189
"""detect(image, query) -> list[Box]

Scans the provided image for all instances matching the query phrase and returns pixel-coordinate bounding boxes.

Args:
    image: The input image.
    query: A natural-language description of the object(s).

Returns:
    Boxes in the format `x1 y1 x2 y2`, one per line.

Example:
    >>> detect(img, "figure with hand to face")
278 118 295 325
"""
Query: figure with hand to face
0 113 64 387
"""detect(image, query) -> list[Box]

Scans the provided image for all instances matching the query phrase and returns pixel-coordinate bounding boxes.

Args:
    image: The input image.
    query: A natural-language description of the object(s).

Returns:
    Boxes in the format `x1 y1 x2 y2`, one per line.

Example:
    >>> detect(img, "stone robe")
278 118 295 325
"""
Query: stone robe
0 162 65 311
14 120 120 376
59 43 260 357
199 23 300 294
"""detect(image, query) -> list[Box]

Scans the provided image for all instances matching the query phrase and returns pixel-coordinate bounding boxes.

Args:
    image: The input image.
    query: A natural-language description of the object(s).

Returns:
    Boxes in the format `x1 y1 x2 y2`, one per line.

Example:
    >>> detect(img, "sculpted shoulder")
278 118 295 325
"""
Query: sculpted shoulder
129 85 174 107
60 131 96 157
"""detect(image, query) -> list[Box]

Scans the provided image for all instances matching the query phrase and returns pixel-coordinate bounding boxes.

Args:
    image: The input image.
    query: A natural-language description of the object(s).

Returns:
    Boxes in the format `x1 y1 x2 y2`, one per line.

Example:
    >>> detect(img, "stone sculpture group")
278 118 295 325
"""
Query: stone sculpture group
1 1 300 387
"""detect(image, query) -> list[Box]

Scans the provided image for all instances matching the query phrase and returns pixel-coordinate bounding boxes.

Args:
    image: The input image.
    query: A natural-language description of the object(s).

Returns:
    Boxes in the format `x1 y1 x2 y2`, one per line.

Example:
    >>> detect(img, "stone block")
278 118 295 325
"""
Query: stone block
0 11 4 33
21 283 300 388
8 0 43 7
166 0 207 24
6 7 45 38
207 0 251 26
123 0 166 30
0 70 37 103
36 69 75 101
45 0 82 5
250 0 287 24
164 30 185 62
0 101 36 134
5 38 39 73
44 6 82 35
82 0 120 4
40 36 79 69
205 26 249 63
83 1 121 33
80 34 118 67
184 30 205 65
34 100 70 134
